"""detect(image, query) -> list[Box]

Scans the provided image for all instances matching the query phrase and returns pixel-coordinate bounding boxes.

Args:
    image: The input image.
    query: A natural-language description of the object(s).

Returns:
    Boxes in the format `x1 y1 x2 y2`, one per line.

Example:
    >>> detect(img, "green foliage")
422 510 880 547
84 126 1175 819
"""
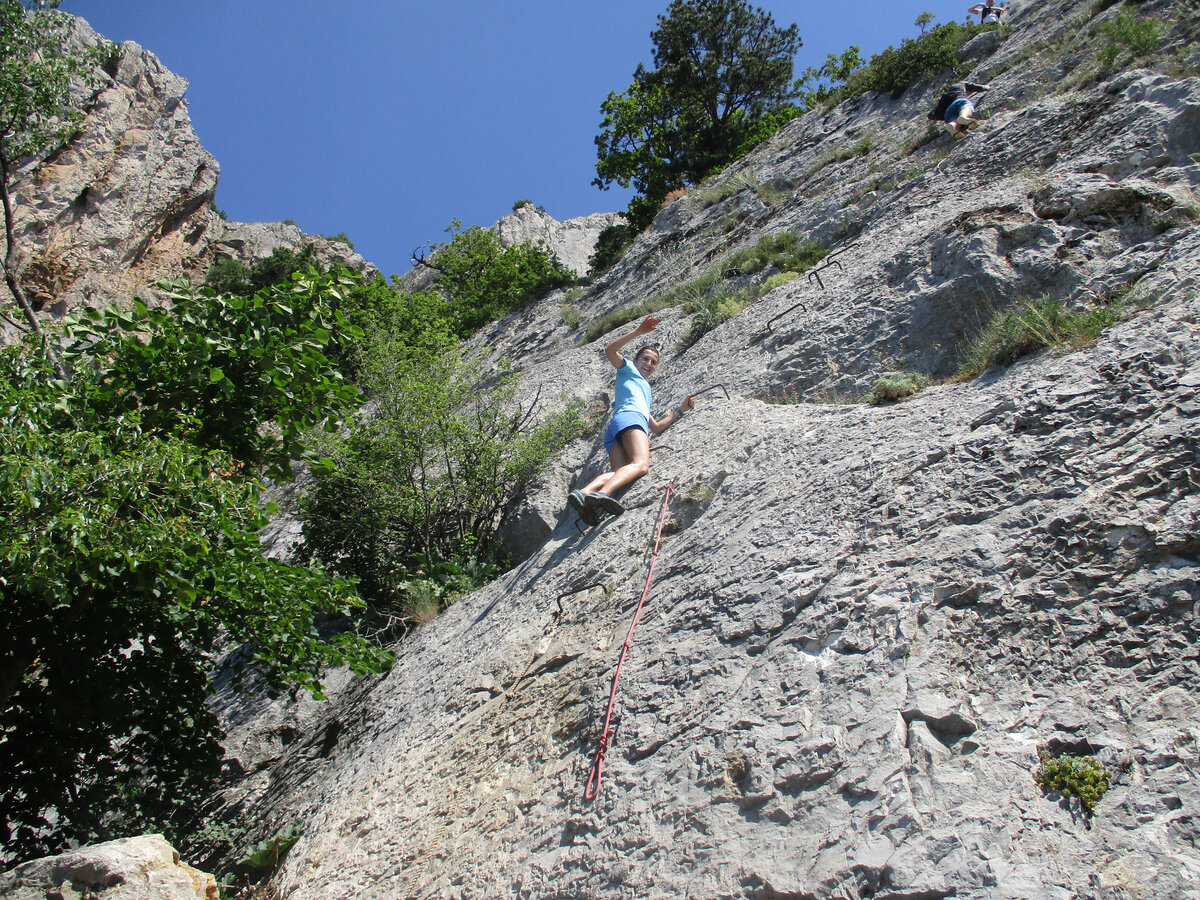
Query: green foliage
1096 8 1160 69
585 232 826 343
204 243 320 296
915 12 935 34
0 344 390 865
61 272 363 477
1036 753 1112 814
728 104 803 157
957 298 1125 377
560 299 582 329
324 231 354 249
588 223 640 276
795 46 864 109
867 372 931 404
430 225 574 336
593 0 801 227
234 823 303 877
0 1 107 167
301 333 585 616
843 21 995 100
512 198 534 211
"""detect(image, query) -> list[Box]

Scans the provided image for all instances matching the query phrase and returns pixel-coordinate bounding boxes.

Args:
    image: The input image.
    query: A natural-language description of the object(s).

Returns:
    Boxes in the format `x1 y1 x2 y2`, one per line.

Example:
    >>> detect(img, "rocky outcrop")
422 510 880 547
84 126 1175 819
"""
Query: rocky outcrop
1 17 370 342
0 836 217 900
495 203 626 277
217 0 1200 897
400 204 624 294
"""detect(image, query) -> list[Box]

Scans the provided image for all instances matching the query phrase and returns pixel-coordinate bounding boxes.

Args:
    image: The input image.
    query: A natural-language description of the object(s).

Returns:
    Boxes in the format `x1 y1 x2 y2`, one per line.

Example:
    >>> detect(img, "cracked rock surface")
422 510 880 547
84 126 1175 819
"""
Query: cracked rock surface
238 2 1200 893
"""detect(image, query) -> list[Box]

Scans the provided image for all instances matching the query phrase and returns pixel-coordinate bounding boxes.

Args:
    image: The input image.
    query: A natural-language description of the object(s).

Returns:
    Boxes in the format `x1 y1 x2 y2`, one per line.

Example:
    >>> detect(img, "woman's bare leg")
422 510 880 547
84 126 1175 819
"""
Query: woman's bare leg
597 427 650 498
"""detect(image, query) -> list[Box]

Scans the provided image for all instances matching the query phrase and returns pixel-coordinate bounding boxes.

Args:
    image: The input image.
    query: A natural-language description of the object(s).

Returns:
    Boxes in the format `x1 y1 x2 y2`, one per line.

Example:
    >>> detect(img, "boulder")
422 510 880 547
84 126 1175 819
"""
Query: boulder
0 836 217 900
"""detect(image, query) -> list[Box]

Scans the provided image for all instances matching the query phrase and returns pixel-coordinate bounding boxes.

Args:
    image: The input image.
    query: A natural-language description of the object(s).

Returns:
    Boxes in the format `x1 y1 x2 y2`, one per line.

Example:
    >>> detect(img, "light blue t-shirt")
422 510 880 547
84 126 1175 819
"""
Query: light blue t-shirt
613 358 652 420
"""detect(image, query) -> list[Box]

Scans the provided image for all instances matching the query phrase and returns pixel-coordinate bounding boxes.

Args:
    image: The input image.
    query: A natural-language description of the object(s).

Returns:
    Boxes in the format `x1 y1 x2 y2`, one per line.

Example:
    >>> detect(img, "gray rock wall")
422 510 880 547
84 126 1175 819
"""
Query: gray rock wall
9 0 1199 897
226 1 1200 897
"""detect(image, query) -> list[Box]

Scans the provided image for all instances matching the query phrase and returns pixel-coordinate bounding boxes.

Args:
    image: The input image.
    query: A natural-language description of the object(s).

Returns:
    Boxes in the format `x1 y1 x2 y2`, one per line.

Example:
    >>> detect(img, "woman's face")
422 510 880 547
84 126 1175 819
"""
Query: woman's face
634 349 660 379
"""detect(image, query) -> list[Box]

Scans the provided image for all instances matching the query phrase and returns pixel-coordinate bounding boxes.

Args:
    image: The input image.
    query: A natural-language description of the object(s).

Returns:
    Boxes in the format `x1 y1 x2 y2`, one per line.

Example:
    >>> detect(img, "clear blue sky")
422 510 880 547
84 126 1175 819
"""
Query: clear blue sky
61 1 979 280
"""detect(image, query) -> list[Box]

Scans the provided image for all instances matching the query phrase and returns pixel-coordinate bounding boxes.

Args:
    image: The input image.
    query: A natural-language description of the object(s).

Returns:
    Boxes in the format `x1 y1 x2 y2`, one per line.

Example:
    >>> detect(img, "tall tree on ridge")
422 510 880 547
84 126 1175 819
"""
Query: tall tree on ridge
594 0 801 228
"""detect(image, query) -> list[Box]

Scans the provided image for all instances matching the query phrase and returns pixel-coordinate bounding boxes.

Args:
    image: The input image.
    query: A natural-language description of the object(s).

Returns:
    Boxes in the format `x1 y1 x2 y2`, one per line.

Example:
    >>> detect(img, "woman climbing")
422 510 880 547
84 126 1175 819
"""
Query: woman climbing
568 316 695 525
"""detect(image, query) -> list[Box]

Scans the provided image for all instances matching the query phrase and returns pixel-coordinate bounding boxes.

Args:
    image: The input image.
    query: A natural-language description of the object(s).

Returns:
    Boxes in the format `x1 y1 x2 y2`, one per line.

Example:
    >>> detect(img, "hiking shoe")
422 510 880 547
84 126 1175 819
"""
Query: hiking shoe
586 492 625 518
953 128 966 140
569 489 600 526
967 118 982 130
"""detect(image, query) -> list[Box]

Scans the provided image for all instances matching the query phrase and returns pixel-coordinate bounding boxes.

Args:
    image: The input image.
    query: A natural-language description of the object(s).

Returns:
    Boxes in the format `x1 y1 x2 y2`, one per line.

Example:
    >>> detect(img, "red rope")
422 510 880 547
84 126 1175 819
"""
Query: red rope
584 479 676 802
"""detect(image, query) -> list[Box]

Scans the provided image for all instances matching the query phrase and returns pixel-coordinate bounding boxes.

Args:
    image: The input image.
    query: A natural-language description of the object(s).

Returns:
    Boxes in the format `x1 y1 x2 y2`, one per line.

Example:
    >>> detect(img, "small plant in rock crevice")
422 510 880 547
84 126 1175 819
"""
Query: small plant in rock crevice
956 297 1125 378
1095 7 1161 70
867 372 931 404
1036 752 1113 815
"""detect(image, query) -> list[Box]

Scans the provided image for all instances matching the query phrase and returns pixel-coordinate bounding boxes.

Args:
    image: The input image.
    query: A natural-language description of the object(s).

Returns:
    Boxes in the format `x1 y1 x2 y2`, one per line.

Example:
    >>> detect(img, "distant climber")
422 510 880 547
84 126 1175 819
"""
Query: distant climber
568 316 695 525
928 81 990 139
969 0 1005 23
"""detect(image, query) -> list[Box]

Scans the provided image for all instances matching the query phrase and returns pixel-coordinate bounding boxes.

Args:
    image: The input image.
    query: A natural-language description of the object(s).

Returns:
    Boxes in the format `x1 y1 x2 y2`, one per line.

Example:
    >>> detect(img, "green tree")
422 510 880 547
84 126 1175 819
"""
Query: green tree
301 330 585 615
594 0 801 227
0 342 391 864
0 0 105 373
0 272 392 865
427 223 574 337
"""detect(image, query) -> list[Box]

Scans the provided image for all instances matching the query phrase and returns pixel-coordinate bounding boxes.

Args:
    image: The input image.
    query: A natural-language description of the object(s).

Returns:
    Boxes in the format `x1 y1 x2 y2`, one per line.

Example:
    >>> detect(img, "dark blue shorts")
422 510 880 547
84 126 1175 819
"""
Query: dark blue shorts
945 98 974 123
604 411 649 452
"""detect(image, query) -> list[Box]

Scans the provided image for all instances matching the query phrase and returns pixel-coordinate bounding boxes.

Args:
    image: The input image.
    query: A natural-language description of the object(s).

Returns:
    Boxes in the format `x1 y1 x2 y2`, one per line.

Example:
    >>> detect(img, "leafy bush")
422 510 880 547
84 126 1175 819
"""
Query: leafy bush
62 272 363 477
868 372 931 404
1036 753 1112 814
957 298 1124 377
205 243 320 296
431 224 575 336
727 105 803 159
1096 8 1160 69
0 342 389 865
301 334 585 617
589 222 639 276
844 21 995 100
796 46 865 109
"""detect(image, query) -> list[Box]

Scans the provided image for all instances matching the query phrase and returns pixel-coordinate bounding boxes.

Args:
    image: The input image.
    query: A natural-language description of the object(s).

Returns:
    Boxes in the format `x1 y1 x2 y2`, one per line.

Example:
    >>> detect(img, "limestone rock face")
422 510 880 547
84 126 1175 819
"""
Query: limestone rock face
400 205 625 294
217 0 1200 897
495 203 626 277
1 17 371 341
0 836 217 900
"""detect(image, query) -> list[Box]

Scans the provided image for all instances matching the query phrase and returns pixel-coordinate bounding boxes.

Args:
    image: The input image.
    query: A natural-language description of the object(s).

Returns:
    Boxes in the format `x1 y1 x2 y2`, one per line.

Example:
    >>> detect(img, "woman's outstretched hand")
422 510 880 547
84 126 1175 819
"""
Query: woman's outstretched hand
681 394 696 412
636 316 661 334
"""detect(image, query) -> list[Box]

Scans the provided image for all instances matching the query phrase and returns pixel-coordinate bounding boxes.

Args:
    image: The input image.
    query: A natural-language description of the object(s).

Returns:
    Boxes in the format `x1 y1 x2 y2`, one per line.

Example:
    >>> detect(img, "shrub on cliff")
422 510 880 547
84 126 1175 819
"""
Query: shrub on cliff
300 330 586 618
429 223 574 336
956 298 1124 377
832 20 998 103
0 275 392 864
205 243 320 296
